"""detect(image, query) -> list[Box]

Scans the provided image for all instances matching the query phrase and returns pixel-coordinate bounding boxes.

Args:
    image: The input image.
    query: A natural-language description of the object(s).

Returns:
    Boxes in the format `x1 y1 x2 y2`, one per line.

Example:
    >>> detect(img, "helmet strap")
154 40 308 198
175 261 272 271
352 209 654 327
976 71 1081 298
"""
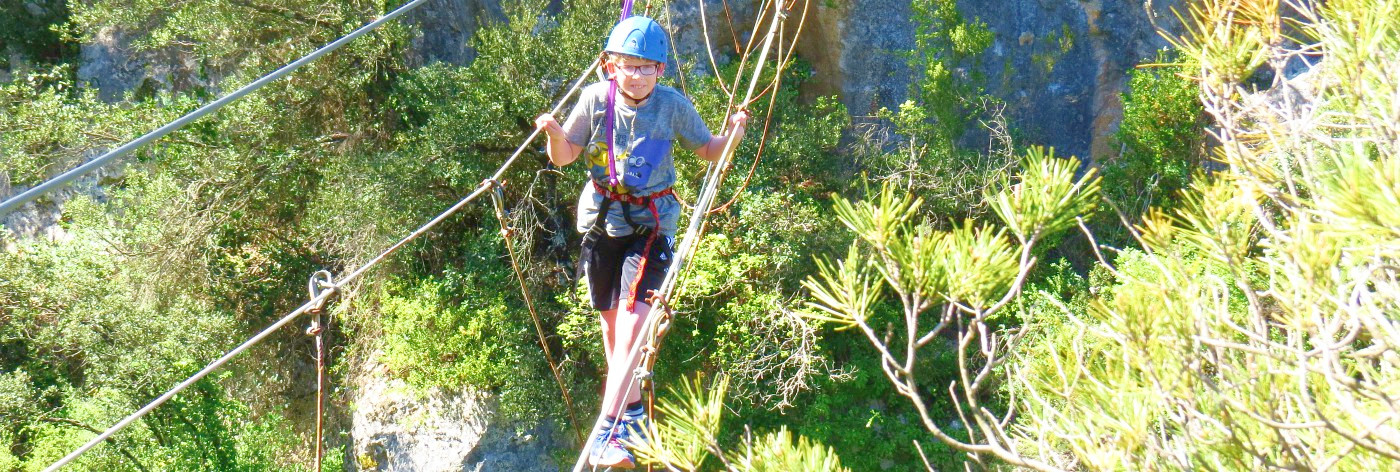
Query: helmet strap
615 82 654 106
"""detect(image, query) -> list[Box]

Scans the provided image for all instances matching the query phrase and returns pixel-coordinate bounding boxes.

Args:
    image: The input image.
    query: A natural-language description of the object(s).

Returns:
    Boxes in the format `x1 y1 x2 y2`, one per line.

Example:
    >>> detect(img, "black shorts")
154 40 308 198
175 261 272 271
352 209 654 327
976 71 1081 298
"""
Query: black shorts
580 230 673 311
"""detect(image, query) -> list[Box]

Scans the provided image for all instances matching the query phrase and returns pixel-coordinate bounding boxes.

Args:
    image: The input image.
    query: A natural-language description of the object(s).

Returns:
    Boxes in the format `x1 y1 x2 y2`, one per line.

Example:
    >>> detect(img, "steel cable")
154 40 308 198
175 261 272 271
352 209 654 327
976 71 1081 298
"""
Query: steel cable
0 0 435 218
42 55 602 472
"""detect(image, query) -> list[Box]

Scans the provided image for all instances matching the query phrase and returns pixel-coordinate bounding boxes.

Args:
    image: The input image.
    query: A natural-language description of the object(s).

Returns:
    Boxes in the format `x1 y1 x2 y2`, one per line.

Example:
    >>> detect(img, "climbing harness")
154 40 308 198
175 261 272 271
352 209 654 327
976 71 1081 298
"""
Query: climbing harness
588 181 675 313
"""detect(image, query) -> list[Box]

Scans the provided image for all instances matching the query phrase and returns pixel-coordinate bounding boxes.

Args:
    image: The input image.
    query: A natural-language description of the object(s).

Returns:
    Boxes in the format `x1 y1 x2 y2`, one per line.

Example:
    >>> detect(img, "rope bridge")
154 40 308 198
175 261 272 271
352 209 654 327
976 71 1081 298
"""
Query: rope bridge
0 0 811 470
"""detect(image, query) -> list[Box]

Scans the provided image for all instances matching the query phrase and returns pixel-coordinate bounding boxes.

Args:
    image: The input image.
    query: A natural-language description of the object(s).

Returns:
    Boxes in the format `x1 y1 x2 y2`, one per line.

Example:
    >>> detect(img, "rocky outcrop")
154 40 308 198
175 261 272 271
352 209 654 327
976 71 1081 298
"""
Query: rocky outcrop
654 0 1183 159
78 27 211 102
348 354 563 472
958 0 1186 160
0 149 117 247
401 0 506 67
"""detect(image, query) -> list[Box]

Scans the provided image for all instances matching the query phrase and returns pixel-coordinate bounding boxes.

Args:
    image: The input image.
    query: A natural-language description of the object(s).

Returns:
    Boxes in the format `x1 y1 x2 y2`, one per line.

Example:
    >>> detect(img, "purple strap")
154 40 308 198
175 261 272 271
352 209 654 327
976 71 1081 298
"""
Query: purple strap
604 81 620 188
603 0 636 189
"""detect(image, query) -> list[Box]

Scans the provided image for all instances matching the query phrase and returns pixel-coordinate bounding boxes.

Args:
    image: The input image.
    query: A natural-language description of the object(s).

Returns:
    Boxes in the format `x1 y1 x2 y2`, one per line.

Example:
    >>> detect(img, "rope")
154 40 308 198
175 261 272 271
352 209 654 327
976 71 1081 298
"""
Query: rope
570 2 793 470
696 0 734 97
488 181 585 445
706 0 809 215
42 55 604 472
306 270 333 471
0 0 436 218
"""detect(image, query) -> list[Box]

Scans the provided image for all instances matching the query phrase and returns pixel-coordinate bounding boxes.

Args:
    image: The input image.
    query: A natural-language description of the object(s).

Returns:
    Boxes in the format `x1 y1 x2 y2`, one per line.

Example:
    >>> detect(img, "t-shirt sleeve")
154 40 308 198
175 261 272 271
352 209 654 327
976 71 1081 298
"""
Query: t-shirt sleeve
561 88 596 147
672 96 712 152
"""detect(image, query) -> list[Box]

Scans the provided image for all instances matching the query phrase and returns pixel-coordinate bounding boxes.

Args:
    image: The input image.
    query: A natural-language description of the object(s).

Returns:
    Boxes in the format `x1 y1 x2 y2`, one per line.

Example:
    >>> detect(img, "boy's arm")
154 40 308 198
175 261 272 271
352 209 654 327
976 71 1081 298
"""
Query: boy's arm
694 111 749 163
535 113 583 166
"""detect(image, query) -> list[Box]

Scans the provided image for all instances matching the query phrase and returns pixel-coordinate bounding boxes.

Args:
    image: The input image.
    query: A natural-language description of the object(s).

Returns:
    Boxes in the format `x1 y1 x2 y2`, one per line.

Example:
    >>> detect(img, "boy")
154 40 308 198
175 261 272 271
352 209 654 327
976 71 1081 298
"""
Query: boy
534 15 748 469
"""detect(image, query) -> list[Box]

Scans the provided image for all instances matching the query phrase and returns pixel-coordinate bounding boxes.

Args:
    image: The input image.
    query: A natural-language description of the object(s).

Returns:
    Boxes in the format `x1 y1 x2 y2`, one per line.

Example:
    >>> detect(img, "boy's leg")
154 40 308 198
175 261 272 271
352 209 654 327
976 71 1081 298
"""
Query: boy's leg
600 234 671 417
585 234 627 373
599 308 618 360
601 300 651 416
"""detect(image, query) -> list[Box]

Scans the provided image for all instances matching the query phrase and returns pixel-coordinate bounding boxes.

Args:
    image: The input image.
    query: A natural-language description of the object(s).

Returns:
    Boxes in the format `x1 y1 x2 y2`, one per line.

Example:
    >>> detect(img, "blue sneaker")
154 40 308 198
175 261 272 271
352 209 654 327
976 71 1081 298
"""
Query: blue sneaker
619 411 651 447
588 420 636 469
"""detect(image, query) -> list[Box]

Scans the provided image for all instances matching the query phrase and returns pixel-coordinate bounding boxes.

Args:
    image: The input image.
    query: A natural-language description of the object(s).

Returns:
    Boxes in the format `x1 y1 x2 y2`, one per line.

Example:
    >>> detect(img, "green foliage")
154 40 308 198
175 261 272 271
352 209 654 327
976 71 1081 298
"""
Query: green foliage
1097 54 1207 235
990 146 1101 243
0 0 76 66
0 194 303 471
375 242 570 423
871 0 1008 219
629 374 852 472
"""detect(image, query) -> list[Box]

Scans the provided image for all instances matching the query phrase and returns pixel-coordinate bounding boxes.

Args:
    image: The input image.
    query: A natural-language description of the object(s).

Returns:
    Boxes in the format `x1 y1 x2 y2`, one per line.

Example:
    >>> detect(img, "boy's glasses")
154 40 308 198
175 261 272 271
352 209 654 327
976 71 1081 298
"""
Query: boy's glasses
614 63 659 76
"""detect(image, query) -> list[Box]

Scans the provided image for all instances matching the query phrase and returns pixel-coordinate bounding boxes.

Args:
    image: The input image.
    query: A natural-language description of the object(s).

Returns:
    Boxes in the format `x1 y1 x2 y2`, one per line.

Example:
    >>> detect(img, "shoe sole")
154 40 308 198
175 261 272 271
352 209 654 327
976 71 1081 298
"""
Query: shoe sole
593 457 636 469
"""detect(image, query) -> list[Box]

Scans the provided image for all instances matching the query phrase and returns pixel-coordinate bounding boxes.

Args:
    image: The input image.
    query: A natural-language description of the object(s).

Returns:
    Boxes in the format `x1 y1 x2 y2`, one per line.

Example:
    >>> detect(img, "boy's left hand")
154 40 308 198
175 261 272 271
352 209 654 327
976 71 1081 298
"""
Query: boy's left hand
729 110 750 131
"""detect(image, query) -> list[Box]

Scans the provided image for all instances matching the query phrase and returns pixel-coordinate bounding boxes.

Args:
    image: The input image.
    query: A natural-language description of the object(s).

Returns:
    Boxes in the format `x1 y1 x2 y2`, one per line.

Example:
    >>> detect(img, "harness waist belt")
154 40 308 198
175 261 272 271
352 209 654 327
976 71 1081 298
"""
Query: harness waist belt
592 180 675 206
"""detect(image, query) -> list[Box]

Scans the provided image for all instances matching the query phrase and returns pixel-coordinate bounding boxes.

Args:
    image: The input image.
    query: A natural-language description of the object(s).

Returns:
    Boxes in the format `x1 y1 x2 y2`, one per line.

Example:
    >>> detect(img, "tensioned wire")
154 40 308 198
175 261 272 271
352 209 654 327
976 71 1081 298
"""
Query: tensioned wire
0 0 435 218
40 50 604 472
570 1 793 470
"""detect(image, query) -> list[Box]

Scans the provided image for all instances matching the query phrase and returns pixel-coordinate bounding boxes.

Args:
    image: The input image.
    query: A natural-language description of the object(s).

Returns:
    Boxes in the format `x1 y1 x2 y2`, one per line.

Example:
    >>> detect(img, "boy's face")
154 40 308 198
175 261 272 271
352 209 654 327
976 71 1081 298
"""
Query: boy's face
608 54 664 101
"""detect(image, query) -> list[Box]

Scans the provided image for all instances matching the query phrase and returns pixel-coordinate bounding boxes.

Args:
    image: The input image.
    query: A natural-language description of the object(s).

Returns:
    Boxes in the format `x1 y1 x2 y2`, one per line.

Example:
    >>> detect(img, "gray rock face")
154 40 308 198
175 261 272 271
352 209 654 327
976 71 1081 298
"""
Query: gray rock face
663 0 914 117
77 27 209 102
958 0 1185 159
402 0 506 67
647 0 1183 159
1 148 117 247
348 355 563 472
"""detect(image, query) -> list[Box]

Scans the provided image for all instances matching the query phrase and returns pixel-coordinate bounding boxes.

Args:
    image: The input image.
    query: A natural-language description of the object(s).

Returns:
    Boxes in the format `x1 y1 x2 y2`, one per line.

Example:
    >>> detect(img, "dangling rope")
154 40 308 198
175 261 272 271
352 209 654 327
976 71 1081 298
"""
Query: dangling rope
305 270 334 471
706 0 810 215
488 180 585 444
41 54 605 472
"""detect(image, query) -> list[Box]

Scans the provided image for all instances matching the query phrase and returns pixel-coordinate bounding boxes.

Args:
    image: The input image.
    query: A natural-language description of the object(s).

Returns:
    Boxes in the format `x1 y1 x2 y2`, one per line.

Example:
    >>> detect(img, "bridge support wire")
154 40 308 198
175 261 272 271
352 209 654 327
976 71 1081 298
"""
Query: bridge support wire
569 1 793 470
42 55 601 471
0 0 435 218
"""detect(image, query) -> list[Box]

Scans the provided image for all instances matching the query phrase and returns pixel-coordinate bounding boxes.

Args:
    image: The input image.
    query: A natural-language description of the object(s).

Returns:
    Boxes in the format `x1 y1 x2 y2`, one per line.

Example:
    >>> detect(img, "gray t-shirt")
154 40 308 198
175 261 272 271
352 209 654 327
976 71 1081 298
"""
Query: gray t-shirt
563 82 712 237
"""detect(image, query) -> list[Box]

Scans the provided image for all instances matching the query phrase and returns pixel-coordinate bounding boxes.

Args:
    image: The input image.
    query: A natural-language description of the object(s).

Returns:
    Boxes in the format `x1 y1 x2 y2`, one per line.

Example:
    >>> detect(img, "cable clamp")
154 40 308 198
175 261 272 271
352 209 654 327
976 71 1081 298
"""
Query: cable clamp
306 270 336 316
486 179 517 239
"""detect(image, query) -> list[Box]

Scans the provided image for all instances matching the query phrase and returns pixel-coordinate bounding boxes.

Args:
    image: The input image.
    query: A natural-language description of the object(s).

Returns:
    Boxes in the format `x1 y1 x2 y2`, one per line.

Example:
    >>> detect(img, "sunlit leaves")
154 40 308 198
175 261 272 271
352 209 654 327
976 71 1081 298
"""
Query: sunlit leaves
628 375 726 471
802 243 880 327
830 183 920 251
1170 176 1258 264
810 146 1097 320
1164 0 1279 86
630 375 850 472
942 222 1018 309
727 427 851 472
989 146 1100 243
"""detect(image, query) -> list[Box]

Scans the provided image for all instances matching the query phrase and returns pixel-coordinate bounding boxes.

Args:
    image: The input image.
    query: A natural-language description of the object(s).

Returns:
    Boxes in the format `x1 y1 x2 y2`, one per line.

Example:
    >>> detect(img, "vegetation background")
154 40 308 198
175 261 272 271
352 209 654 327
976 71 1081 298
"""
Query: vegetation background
2 0 1395 470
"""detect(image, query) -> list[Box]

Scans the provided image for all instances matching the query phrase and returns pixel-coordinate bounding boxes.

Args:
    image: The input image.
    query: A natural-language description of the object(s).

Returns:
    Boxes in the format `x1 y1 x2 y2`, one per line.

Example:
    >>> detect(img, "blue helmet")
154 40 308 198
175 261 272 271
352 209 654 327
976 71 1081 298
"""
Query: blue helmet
605 16 669 64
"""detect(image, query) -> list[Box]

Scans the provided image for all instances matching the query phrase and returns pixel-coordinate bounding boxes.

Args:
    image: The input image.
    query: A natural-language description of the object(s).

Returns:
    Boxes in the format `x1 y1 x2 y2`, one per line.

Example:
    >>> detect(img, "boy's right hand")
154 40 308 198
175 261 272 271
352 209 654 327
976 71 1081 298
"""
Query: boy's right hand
535 113 563 137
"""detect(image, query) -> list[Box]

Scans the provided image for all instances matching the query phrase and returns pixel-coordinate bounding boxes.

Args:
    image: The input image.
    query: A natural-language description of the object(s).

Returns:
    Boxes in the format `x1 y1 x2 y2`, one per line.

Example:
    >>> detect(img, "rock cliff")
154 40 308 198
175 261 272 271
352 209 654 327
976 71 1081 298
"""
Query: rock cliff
348 354 563 472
